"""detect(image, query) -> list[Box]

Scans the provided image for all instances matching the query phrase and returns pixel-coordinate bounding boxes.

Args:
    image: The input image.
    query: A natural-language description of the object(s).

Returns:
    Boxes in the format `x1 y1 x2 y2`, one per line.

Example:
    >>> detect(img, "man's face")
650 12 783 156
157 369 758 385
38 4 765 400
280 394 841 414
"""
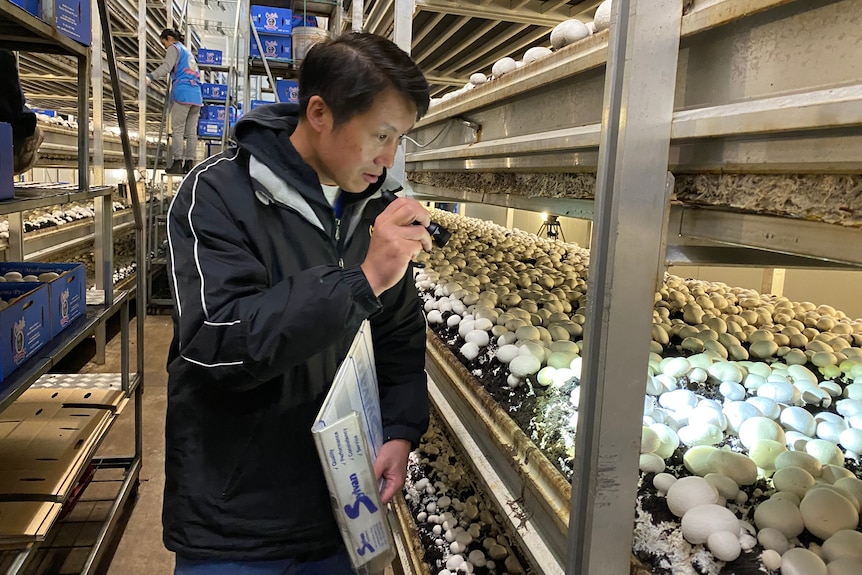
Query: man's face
160 38 170 50
316 88 417 194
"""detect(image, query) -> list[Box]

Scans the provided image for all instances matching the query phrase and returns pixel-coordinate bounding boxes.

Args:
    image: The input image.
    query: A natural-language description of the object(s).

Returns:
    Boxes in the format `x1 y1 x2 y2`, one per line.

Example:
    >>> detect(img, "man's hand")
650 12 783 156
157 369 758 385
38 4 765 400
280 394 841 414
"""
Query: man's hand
373 438 412 504
361 197 432 297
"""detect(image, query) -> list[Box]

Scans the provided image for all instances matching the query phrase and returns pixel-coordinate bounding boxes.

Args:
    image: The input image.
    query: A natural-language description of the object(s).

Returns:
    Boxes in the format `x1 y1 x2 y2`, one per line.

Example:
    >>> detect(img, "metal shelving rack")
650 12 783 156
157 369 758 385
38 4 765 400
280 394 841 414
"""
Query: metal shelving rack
0 2 145 573
401 0 862 573
237 0 344 112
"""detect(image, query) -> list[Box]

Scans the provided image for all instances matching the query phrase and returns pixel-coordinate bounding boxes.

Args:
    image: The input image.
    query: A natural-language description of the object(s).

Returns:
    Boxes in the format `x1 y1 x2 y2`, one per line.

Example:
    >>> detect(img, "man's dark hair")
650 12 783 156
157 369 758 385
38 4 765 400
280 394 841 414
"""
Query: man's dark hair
298 32 429 127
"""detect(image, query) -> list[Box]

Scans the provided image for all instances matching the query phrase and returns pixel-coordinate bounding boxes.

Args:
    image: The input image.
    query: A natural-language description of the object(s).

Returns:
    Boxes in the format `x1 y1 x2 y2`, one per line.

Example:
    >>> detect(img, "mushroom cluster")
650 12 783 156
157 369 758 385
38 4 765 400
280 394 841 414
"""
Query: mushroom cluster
0 199 127 240
415 208 862 573
405 416 529 575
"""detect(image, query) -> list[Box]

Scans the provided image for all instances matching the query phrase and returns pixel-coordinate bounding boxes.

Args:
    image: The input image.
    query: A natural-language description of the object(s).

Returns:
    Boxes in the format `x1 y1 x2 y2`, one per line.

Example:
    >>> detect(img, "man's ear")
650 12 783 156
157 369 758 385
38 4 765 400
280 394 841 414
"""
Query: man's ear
304 95 332 134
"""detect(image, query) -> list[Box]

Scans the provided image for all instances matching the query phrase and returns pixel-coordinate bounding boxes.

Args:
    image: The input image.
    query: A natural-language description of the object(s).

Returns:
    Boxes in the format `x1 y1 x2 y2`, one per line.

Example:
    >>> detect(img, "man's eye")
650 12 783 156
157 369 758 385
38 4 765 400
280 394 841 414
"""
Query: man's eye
377 134 388 142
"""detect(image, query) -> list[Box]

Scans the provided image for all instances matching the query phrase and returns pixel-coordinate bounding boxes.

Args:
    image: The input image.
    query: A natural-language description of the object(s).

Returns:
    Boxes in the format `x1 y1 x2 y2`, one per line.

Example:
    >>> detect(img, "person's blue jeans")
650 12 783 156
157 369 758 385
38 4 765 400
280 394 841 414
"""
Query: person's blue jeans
174 552 355 575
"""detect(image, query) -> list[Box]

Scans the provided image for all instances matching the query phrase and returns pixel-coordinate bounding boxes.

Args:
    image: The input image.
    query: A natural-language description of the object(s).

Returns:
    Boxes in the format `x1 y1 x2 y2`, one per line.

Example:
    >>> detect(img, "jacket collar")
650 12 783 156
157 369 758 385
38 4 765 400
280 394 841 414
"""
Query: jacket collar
249 155 404 241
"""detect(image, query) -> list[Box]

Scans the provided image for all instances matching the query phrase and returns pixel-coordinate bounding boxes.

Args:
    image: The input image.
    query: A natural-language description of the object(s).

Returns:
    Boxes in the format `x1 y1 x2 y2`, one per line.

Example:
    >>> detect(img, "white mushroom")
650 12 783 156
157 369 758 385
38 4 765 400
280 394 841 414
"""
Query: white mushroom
665 476 719 518
680 504 738 545
753 498 804 538
799 488 858 540
779 547 827 575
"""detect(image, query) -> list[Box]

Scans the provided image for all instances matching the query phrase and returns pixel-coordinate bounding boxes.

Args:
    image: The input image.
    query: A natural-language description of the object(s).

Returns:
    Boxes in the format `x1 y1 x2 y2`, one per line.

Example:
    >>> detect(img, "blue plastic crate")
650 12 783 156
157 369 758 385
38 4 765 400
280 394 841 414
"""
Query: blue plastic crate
54 0 91 46
9 0 40 17
0 284 50 382
197 48 223 66
198 120 225 138
275 79 299 104
201 83 228 101
249 34 291 59
251 5 292 36
201 105 237 122
291 13 318 29
0 263 86 338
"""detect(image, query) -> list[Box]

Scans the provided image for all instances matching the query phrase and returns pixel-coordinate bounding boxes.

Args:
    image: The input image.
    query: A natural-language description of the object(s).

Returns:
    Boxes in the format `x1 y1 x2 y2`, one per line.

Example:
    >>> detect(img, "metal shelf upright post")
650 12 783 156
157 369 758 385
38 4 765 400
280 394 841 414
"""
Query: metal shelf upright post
568 1 682 573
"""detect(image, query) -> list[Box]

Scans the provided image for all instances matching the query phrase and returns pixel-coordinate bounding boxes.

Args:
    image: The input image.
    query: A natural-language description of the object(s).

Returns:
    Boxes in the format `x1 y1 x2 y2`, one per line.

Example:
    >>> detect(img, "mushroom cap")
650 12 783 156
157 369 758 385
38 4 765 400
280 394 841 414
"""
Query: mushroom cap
753 498 805 538
680 504 738 545
666 476 718 518
799 488 858 541
779 548 827 575
822 529 862 563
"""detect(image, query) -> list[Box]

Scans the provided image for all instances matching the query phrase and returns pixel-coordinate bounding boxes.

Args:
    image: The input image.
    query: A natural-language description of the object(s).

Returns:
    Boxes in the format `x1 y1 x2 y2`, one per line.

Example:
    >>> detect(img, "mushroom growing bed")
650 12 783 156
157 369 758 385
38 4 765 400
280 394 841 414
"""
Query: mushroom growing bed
404 411 535 575
416 209 862 574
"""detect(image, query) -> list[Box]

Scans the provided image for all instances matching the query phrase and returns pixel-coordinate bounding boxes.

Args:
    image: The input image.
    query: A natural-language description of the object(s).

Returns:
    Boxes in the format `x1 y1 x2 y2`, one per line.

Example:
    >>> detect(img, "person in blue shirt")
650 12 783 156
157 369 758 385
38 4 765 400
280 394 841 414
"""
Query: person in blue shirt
147 29 203 174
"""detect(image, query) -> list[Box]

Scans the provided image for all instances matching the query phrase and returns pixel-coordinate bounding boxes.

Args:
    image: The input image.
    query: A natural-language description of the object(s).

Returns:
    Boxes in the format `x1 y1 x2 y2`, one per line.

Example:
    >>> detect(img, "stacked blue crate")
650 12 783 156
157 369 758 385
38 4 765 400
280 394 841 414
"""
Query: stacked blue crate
201 83 229 102
197 48 223 66
250 5 292 60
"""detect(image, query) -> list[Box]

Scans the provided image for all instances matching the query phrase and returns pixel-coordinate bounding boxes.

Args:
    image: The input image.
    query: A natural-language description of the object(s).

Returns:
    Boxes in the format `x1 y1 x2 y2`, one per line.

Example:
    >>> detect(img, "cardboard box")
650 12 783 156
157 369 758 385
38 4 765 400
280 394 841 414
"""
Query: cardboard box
197 48 223 66
18 385 125 411
275 79 299 104
0 263 86 338
30 108 56 117
9 0 40 17
251 5 292 36
201 83 228 101
250 99 273 110
54 0 91 46
0 501 62 542
0 284 50 382
0 410 110 498
249 34 291 59
201 105 237 122
0 122 12 201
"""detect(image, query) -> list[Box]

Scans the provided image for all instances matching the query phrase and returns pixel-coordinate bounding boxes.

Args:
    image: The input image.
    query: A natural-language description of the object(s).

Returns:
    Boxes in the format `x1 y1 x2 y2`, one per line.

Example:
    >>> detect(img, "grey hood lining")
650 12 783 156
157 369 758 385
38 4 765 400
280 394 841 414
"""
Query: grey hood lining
249 155 325 232
250 154 405 243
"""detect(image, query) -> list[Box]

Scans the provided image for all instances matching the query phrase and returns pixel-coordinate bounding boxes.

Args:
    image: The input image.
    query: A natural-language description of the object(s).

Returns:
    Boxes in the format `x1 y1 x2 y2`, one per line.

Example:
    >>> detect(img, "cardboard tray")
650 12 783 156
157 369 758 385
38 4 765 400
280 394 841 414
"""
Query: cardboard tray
0 409 112 499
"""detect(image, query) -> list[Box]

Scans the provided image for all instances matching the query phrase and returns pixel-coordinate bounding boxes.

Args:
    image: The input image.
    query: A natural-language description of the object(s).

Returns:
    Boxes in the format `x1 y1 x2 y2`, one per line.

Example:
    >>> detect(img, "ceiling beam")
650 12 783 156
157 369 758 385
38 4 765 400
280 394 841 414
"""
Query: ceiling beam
412 12 446 47
449 26 550 77
25 94 94 102
420 19 499 72
439 23 530 76
543 0 576 13
414 16 469 66
19 73 78 82
415 0 567 26
366 0 395 35
424 74 464 87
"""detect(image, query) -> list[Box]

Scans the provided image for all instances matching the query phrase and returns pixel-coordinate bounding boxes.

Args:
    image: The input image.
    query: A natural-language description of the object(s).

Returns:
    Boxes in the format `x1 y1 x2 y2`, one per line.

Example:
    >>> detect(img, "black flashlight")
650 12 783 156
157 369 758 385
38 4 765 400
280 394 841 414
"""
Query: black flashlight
380 190 451 248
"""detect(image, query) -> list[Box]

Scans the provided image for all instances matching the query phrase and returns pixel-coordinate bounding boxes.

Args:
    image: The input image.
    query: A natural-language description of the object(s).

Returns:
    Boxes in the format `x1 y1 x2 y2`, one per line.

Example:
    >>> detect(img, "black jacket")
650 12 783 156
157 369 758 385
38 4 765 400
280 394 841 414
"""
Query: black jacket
162 104 429 561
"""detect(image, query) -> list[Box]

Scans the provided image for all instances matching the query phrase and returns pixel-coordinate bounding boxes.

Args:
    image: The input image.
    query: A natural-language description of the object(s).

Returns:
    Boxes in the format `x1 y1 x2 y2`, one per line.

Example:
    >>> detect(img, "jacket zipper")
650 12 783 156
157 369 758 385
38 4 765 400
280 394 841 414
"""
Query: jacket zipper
334 217 344 268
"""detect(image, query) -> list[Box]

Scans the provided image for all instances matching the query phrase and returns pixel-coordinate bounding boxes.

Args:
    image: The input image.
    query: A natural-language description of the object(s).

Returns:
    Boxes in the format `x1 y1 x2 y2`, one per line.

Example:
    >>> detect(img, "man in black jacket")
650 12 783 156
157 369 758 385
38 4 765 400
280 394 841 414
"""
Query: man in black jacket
163 33 431 574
